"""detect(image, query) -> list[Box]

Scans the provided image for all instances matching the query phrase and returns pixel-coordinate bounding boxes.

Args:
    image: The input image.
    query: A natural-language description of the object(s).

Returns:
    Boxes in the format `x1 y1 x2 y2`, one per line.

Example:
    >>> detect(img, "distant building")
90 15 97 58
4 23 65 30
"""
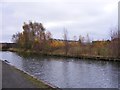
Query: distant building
0 43 16 50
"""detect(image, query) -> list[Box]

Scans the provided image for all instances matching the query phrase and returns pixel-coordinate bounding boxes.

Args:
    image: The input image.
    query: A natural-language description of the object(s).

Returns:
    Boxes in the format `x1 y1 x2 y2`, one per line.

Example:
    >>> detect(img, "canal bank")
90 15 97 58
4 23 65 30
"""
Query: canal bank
2 60 58 89
6 48 120 62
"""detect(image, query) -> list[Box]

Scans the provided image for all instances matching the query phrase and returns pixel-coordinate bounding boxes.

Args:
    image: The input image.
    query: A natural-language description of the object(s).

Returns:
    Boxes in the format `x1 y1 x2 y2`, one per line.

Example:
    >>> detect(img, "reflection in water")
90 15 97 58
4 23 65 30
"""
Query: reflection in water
0 51 119 88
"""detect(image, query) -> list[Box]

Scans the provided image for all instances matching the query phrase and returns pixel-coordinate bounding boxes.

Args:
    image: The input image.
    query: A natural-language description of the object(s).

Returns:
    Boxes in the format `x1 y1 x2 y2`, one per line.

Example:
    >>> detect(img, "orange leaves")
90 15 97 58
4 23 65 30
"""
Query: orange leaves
93 41 108 48
50 40 64 48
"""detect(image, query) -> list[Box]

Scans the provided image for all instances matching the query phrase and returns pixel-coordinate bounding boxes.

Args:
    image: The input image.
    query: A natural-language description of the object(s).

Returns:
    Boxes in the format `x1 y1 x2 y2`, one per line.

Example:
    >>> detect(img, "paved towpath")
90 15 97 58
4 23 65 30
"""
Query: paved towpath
2 60 55 89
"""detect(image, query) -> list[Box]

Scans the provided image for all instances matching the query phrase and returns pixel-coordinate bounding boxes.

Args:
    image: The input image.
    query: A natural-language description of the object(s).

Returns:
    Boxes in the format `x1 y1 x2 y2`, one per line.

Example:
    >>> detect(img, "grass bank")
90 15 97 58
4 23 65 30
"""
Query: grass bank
5 48 120 62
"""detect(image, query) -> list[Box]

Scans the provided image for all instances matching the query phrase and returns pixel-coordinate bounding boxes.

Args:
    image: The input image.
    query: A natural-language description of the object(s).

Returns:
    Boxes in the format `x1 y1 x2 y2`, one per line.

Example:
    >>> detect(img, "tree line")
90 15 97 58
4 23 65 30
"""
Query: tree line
12 21 120 58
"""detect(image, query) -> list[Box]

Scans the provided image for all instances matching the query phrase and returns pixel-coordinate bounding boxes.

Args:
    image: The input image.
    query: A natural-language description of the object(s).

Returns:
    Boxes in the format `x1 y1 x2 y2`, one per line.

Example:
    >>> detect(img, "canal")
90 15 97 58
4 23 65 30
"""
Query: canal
0 51 119 88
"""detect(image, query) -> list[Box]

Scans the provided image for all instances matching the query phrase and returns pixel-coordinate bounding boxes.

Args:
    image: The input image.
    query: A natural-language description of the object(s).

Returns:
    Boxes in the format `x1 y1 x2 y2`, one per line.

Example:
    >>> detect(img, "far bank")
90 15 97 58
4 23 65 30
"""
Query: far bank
2 48 120 62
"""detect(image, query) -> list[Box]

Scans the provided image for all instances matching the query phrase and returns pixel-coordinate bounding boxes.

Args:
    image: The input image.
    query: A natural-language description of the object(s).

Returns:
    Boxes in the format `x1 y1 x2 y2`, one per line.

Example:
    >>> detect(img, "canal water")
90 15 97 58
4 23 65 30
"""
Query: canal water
0 51 119 88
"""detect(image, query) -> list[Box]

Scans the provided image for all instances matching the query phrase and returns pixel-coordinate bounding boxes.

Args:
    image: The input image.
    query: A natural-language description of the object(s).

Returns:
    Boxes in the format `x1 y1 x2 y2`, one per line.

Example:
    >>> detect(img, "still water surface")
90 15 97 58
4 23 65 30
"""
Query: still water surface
0 51 119 88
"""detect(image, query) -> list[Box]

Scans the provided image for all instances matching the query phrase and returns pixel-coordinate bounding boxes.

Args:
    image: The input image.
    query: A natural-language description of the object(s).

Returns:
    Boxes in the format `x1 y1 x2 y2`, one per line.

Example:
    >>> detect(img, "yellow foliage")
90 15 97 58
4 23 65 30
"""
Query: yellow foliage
50 41 64 48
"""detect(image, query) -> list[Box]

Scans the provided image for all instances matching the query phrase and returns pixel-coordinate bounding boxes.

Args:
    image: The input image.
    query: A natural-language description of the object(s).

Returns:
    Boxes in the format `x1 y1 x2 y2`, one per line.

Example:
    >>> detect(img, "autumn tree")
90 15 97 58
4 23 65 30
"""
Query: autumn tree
44 31 52 52
12 21 49 52
12 32 24 48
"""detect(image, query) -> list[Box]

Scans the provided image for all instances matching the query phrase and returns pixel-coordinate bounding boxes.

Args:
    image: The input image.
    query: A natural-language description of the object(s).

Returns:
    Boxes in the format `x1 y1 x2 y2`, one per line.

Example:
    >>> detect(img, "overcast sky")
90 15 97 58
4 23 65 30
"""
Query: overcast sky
0 0 119 42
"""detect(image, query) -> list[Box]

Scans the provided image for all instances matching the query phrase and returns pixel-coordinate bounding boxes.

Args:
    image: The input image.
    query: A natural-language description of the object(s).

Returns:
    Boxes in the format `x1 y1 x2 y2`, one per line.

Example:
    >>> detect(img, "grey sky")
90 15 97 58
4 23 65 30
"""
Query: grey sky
0 0 119 42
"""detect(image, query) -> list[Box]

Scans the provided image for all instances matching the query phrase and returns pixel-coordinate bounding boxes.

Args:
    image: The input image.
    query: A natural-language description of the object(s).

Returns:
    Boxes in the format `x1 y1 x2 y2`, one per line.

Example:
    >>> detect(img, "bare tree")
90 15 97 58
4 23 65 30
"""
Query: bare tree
86 33 91 55
118 29 120 58
63 28 69 55
79 35 84 44
78 35 85 55
110 27 120 58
